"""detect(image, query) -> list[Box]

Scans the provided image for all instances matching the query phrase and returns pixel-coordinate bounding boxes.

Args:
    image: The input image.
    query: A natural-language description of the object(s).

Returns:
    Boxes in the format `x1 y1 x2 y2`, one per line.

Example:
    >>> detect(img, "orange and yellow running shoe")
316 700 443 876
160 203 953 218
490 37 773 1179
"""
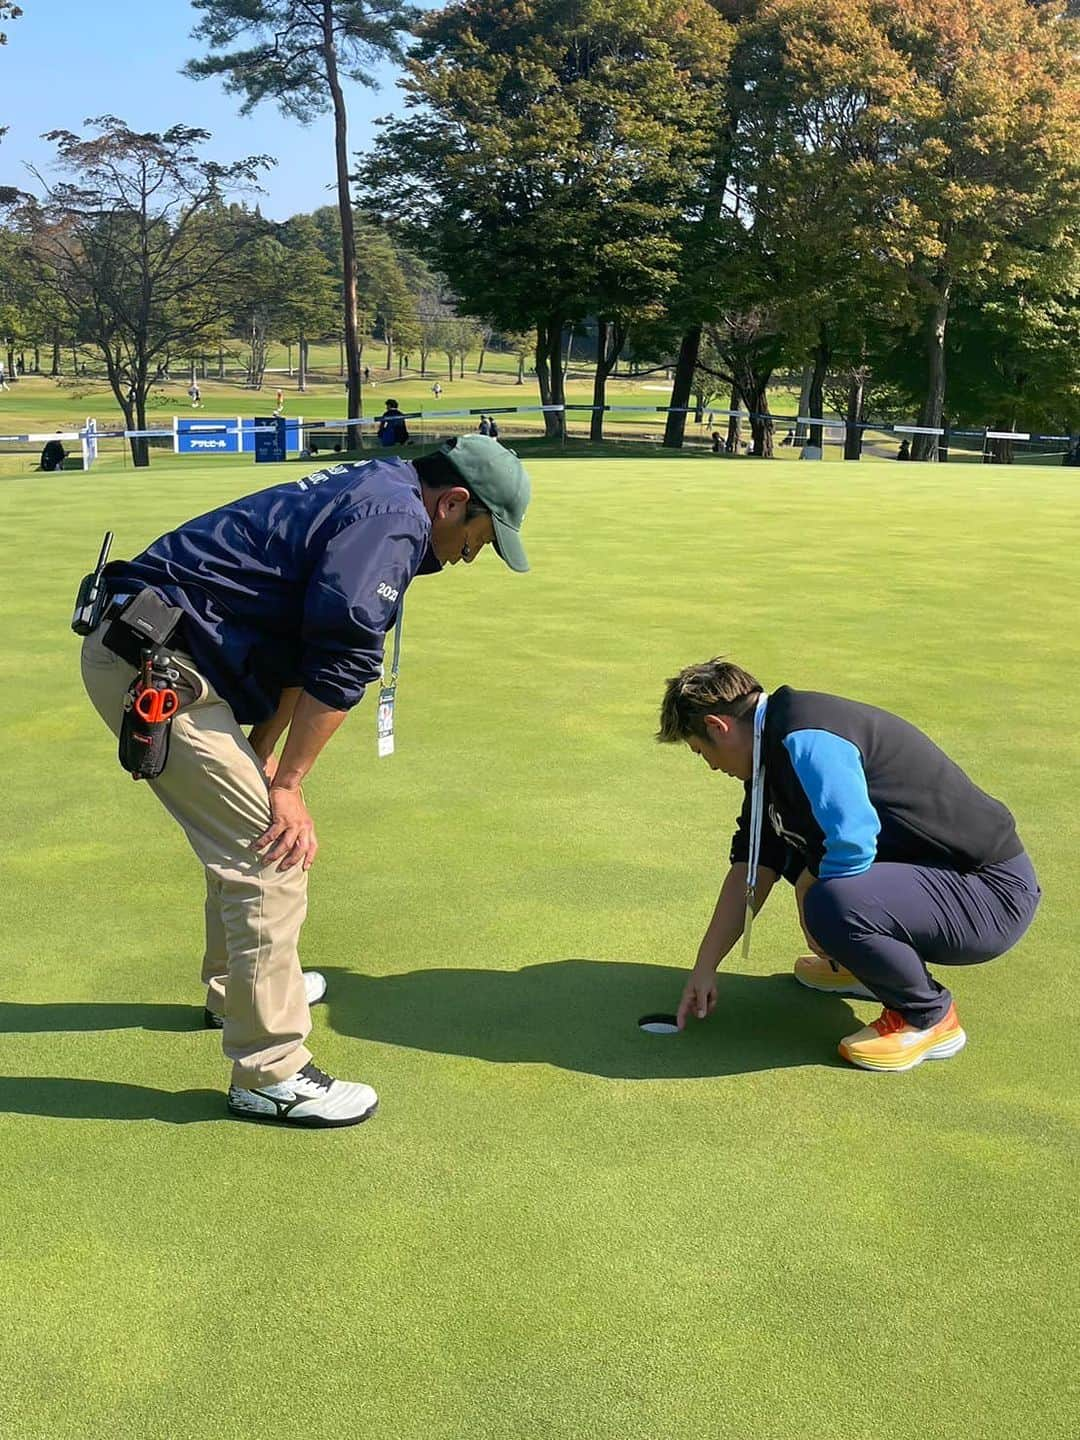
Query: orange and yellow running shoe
793 953 875 1000
838 1003 967 1073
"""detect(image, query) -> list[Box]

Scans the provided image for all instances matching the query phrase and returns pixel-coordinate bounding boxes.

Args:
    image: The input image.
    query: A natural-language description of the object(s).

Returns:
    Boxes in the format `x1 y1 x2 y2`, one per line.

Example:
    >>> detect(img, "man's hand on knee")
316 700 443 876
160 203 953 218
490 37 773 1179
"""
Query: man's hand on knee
253 786 319 872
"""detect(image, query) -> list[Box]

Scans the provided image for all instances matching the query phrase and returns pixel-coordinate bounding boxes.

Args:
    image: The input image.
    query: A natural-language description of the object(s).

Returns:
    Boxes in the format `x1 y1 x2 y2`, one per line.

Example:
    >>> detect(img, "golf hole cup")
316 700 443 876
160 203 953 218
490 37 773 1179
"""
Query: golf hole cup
638 1013 679 1035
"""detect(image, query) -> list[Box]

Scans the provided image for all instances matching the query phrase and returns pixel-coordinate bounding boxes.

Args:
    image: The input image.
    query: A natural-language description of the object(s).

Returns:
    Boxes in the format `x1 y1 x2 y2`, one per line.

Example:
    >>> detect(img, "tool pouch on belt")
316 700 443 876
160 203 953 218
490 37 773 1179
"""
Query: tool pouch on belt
109 590 199 782
103 589 183 668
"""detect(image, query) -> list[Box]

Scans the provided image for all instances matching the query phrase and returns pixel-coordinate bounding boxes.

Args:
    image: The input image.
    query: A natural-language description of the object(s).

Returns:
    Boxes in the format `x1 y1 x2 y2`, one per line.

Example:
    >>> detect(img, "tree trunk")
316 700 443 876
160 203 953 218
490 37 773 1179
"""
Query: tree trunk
590 319 609 443
323 1 361 445
517 354 525 384
807 337 831 451
589 319 626 443
129 390 149 468
989 423 1016 464
51 334 60 376
741 371 774 457
563 324 574 380
725 383 742 453
792 366 813 446
912 279 951 461
298 329 308 393
419 342 428 374
218 345 225 380
32 345 40 373
445 352 455 381
535 317 565 439
477 345 486 373
844 372 865 460
385 331 392 372
663 325 702 449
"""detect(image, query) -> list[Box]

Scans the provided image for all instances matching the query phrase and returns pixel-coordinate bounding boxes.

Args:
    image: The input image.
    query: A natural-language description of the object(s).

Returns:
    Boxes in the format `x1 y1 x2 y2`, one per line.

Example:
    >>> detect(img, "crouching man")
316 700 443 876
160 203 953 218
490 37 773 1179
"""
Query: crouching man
659 659 1040 1072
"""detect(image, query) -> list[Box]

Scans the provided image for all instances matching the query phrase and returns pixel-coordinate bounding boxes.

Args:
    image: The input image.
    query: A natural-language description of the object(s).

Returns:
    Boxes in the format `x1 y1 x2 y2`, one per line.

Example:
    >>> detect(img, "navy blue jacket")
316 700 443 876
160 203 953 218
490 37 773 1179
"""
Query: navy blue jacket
730 686 1022 879
106 458 440 723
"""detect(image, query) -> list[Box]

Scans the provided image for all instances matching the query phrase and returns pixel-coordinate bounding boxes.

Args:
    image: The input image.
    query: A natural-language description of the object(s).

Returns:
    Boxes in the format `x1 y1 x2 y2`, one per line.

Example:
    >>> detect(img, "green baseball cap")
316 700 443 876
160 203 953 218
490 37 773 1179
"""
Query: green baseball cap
441 434 531 573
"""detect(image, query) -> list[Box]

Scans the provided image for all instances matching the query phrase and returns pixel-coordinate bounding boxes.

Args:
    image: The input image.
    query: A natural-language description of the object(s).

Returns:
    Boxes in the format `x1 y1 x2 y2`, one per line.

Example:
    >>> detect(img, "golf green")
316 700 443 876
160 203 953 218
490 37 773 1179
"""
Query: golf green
1 452 1076 1439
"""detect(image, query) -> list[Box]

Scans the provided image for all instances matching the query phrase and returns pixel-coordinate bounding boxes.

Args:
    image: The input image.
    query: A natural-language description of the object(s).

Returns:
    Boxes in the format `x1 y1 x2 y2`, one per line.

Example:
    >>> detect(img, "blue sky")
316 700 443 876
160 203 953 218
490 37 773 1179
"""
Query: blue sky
1 1 422 219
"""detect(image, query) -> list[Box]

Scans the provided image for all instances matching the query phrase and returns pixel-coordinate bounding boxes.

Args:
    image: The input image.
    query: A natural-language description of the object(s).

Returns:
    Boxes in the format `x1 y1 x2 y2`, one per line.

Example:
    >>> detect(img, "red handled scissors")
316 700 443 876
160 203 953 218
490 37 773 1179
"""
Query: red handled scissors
134 685 180 724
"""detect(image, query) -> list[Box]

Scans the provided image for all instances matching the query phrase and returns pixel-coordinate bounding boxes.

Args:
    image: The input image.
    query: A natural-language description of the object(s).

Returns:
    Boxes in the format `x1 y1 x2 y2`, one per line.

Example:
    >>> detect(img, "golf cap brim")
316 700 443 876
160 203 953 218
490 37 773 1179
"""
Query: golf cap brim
442 435 531 573
490 512 529 573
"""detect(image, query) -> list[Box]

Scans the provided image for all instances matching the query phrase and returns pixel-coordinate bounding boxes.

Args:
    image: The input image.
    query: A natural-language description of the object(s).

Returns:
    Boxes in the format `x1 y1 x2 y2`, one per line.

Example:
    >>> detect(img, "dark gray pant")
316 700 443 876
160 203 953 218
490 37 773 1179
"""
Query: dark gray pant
803 853 1040 1028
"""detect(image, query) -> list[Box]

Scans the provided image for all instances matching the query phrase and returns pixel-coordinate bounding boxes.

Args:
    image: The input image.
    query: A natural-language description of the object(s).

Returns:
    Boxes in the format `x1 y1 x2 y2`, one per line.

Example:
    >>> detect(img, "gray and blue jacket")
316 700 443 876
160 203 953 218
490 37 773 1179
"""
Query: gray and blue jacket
730 687 1023 879
105 457 440 724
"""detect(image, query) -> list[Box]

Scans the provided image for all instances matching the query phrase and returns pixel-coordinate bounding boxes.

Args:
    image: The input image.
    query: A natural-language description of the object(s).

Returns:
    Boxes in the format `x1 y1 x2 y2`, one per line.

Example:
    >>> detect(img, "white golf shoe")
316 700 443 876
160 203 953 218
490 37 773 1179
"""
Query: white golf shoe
204 969 327 1030
227 1060 378 1128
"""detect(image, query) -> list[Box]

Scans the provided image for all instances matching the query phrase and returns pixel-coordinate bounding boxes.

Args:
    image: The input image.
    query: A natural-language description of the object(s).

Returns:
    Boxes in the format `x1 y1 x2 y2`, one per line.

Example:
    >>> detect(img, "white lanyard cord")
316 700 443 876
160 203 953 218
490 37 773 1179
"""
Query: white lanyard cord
741 691 770 959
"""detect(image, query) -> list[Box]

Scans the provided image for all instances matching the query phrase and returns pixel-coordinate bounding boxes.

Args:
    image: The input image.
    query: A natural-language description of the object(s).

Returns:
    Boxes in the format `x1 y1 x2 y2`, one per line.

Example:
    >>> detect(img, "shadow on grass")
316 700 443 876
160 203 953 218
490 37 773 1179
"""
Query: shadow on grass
0 1077 224 1123
0 960 855 1122
321 959 856 1078
0 1002 202 1034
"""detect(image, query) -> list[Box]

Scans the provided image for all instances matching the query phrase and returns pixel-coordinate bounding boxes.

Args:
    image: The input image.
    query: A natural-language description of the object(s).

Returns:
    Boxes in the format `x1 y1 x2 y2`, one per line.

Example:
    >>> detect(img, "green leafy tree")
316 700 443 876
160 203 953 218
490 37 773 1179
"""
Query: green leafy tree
24 119 269 465
277 214 339 390
186 0 417 444
724 0 918 454
501 328 534 384
867 0 1080 457
356 0 732 437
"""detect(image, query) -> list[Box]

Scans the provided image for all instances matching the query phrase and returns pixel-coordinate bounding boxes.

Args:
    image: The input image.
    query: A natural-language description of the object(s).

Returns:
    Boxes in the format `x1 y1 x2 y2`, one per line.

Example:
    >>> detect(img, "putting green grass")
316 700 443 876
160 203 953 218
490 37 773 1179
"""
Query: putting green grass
1 453 1077 1440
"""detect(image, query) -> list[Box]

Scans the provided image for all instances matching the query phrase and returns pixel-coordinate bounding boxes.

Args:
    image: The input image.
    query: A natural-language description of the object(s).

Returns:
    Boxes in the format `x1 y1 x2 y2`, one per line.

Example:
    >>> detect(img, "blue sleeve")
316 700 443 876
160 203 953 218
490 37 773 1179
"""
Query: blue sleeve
301 510 425 710
782 729 880 878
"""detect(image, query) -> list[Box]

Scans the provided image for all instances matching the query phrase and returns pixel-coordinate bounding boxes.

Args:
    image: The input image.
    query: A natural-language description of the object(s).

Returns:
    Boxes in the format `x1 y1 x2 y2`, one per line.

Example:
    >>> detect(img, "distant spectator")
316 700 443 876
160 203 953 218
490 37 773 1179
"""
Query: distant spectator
897 438 911 462
711 431 722 454
274 387 285 415
0 361 8 391
332 442 342 453
488 416 499 440
40 434 67 472
432 382 443 401
363 366 371 384
377 399 409 447
1063 441 1080 468
188 381 201 408
478 415 491 436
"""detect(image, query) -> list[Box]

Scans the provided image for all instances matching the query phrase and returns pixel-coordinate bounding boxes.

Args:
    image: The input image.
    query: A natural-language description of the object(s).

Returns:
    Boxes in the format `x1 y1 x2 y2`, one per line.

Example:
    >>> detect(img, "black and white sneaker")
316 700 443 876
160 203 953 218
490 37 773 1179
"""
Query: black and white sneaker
204 969 328 1030
227 1061 378 1128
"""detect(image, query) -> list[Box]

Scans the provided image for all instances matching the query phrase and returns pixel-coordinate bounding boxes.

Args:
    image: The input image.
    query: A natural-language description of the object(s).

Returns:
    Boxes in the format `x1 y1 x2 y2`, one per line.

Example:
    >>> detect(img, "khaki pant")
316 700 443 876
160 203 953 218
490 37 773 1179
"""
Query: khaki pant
81 627 312 1087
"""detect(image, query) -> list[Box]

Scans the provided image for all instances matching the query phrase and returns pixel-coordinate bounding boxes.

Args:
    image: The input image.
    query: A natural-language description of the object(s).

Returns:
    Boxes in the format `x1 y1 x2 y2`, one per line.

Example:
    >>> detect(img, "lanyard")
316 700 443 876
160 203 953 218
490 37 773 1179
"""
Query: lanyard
741 691 770 959
376 606 404 759
383 605 404 688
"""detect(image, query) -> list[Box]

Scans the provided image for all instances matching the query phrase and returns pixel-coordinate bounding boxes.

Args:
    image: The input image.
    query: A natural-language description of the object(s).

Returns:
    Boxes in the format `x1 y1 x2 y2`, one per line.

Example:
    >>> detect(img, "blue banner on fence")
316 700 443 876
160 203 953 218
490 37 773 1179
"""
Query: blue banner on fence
176 417 240 454
253 416 288 464
242 417 303 455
